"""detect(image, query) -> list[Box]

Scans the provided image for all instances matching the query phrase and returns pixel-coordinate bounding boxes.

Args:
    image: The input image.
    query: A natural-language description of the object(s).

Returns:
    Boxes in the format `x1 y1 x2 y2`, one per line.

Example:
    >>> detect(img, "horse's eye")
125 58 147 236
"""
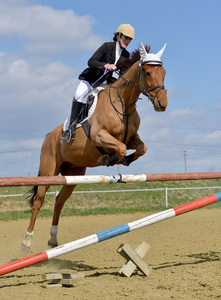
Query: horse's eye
145 71 151 77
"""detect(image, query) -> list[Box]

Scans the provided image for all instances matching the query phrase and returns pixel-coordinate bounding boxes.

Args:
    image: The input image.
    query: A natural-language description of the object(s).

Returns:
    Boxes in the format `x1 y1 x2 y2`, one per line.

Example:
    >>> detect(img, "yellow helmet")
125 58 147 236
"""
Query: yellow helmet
115 24 135 39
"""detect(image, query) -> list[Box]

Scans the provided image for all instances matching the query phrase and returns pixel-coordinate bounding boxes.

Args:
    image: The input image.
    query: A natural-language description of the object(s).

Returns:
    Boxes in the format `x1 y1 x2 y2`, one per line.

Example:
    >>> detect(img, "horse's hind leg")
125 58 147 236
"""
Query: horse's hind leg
22 185 50 251
22 132 60 251
48 185 76 247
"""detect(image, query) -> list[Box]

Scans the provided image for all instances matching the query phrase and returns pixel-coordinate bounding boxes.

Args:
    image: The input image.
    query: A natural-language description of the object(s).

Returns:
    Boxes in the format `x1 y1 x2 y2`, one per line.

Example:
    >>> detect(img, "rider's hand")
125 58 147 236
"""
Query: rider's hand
104 64 117 71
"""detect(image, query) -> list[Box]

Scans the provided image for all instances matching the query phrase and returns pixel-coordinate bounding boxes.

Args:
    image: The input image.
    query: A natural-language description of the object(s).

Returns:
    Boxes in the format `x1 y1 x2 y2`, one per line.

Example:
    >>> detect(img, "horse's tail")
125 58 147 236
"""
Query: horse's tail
27 170 40 207
27 133 51 207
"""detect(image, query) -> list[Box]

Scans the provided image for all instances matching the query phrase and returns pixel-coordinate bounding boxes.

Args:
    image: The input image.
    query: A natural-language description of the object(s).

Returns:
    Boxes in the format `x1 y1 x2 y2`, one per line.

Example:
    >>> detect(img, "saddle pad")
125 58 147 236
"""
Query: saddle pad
63 86 105 132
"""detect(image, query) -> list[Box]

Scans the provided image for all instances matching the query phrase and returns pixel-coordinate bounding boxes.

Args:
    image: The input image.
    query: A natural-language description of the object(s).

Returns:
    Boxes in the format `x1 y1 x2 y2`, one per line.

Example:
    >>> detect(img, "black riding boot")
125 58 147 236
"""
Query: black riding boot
60 101 82 143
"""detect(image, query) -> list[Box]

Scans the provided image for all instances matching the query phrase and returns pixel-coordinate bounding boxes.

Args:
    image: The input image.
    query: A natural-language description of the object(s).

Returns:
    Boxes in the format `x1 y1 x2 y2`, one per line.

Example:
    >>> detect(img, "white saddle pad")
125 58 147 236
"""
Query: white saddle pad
63 86 105 132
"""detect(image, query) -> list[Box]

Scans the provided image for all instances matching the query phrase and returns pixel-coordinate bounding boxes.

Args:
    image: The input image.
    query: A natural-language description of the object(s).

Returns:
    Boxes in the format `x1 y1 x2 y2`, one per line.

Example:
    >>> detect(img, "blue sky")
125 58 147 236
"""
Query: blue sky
0 0 221 177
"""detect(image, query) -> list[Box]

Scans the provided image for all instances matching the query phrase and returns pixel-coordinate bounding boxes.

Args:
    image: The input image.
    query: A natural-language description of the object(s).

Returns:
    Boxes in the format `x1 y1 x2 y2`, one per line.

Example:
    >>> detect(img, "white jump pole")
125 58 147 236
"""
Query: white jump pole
1 172 221 187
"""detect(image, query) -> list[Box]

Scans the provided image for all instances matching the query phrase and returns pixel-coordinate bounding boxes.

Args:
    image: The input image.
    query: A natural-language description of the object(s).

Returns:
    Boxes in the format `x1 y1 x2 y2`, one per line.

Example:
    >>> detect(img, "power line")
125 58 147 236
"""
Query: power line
145 125 221 132
145 140 221 149
1 139 221 155
0 129 49 133
0 149 40 154
0 125 221 134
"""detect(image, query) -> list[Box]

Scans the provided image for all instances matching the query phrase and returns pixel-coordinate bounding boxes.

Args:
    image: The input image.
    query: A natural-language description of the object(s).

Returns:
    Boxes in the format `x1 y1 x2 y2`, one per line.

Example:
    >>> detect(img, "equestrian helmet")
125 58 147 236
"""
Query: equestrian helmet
115 24 135 39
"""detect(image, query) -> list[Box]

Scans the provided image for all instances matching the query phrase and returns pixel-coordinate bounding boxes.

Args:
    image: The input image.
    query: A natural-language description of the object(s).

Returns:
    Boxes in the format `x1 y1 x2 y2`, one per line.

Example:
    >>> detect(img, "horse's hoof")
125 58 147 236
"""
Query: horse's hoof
106 153 118 167
48 238 58 248
21 241 31 252
21 231 33 252
97 154 108 166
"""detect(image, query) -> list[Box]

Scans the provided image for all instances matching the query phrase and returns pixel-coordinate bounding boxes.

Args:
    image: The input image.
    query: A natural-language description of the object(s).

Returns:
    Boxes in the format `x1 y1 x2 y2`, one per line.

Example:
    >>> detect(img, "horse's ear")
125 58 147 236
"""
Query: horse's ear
139 43 148 64
156 43 167 59
140 42 166 65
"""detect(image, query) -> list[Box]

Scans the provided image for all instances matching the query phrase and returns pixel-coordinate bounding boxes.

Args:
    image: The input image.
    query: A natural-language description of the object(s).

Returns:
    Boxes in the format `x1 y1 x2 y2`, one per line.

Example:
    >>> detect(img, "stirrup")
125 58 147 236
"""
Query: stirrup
60 129 71 143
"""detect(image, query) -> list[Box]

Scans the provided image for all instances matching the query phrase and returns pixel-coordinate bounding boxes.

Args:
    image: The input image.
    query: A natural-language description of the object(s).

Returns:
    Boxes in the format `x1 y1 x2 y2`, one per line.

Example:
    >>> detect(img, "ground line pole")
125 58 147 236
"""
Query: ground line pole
0 192 221 276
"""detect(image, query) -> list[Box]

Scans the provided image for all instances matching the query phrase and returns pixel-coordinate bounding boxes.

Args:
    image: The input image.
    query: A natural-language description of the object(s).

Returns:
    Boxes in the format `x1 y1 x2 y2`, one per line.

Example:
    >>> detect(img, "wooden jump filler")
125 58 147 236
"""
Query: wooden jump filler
117 241 151 277
42 270 84 288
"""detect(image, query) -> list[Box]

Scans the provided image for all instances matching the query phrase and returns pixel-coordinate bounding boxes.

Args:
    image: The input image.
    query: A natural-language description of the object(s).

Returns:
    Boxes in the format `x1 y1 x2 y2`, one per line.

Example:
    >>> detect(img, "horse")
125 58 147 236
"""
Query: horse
22 43 168 251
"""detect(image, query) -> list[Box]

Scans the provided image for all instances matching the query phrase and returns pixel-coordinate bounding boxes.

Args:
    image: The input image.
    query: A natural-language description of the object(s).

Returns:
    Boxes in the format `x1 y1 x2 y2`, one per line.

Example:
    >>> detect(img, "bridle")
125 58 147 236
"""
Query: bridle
114 62 166 109
138 63 166 108
108 64 166 143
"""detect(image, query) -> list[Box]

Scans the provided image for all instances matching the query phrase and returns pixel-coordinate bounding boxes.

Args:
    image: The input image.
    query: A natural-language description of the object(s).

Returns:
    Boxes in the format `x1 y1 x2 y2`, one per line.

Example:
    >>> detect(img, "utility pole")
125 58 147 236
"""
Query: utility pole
183 151 187 173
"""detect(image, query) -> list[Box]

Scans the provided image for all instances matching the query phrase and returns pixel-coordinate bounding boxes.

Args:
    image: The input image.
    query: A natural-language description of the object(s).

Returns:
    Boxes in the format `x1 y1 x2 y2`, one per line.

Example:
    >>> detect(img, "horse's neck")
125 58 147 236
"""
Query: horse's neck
116 62 141 109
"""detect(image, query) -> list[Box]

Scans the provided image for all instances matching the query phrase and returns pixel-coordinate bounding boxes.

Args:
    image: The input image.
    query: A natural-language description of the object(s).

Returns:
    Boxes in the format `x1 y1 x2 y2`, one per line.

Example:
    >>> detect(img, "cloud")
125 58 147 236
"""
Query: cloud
0 52 77 112
186 130 221 147
167 87 186 101
0 1 105 163
0 2 102 55
213 101 221 112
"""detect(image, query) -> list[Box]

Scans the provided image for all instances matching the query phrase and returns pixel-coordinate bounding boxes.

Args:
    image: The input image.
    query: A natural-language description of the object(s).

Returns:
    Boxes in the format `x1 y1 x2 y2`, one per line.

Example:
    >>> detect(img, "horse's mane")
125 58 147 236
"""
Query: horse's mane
120 44 151 72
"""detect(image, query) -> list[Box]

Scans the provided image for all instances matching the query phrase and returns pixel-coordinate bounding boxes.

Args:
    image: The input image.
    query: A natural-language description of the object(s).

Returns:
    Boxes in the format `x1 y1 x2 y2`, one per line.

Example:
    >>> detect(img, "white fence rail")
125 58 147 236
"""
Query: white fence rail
1 186 221 207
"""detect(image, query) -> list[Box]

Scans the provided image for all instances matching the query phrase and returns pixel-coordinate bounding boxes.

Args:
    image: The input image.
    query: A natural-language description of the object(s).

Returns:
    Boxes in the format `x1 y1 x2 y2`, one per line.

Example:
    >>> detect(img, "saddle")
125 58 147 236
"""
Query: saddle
75 90 135 168
77 95 95 124
67 87 105 138
73 87 135 167
76 95 95 139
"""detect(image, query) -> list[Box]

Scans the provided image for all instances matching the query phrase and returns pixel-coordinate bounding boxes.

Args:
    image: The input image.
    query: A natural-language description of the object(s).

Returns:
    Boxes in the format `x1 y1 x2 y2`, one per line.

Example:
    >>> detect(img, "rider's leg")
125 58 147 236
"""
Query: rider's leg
60 101 82 142
60 80 91 143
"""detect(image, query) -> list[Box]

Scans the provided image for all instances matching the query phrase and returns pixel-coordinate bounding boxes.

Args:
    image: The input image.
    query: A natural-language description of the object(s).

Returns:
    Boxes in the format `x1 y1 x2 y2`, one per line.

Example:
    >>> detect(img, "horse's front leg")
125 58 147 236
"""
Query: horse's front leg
120 133 147 166
92 129 127 166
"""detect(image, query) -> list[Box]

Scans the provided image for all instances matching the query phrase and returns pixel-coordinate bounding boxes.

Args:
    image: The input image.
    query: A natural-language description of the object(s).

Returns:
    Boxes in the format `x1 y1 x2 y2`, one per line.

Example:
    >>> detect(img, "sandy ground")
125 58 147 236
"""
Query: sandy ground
0 209 221 299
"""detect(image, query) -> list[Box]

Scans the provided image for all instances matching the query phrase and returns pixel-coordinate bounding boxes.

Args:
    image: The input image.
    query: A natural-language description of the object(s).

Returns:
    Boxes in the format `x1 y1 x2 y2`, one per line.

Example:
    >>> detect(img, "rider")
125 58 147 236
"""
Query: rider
60 23 135 143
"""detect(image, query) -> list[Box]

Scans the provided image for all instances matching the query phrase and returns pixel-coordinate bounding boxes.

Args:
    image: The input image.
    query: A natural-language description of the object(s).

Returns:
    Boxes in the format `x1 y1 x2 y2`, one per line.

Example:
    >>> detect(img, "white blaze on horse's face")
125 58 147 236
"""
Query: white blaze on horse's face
139 43 166 65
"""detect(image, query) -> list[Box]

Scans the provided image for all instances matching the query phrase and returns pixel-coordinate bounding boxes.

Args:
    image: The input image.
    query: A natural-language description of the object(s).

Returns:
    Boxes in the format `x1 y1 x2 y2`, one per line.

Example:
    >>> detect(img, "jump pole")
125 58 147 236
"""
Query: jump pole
1 172 221 187
0 192 221 276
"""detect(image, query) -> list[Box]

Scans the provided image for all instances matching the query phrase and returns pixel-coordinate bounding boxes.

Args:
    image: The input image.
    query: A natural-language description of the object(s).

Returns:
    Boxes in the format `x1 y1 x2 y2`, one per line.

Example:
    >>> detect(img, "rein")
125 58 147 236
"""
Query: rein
108 64 166 143
109 79 138 144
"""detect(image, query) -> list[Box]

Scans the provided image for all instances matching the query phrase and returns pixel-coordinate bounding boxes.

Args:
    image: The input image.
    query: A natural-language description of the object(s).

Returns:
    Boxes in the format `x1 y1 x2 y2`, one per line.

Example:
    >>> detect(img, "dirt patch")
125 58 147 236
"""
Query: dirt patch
0 209 221 299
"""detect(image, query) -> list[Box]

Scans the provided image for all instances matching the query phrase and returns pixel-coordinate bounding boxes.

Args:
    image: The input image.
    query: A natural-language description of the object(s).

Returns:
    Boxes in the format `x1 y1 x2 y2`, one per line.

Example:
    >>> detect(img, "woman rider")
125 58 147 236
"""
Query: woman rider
60 23 135 143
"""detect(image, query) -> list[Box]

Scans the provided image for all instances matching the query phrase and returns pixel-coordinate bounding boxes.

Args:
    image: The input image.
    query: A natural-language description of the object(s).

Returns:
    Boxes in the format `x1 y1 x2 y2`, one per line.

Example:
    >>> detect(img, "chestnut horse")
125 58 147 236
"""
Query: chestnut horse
22 43 168 251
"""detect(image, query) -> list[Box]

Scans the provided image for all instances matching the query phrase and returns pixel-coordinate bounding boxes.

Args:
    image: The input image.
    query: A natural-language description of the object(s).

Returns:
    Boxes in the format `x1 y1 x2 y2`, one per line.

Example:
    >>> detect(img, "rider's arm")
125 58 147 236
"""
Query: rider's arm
88 42 117 71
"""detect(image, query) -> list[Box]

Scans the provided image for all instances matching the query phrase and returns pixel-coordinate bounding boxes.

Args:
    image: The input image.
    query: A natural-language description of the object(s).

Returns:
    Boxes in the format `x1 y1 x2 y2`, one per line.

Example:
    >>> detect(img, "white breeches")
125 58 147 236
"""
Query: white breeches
74 80 108 103
75 80 92 103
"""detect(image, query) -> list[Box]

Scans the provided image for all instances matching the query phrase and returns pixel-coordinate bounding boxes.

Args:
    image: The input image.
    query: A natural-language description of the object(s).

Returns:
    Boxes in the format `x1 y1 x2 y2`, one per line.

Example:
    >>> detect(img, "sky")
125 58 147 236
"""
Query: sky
0 0 221 177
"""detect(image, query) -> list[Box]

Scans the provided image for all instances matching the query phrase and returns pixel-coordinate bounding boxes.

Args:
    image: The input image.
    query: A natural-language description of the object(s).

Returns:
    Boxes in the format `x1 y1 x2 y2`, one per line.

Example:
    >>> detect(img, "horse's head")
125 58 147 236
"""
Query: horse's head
139 43 168 112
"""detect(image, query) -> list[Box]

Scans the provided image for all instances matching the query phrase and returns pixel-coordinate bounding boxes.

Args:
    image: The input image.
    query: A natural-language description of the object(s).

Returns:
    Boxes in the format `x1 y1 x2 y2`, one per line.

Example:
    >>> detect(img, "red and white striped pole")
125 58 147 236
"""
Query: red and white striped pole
0 192 221 276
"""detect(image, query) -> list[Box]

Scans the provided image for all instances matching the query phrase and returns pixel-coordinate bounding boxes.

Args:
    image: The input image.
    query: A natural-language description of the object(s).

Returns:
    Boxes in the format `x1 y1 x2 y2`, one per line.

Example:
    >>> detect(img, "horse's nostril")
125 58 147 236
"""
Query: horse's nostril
158 100 162 109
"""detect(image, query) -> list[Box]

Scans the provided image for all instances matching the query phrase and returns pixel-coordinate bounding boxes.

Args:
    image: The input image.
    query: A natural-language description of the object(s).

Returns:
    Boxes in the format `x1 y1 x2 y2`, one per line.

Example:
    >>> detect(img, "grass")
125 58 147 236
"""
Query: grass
0 178 221 221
